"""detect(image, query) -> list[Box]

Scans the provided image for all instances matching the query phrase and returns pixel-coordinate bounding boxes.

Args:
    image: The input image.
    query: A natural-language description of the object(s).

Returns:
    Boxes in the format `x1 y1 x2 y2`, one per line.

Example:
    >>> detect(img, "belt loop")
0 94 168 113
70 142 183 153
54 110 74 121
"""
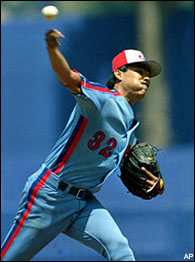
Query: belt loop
58 182 72 194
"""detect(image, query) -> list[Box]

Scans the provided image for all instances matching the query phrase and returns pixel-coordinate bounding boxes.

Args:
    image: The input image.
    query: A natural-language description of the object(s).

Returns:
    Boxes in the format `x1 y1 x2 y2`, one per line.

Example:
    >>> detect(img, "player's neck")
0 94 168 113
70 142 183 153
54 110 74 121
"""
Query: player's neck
113 85 135 106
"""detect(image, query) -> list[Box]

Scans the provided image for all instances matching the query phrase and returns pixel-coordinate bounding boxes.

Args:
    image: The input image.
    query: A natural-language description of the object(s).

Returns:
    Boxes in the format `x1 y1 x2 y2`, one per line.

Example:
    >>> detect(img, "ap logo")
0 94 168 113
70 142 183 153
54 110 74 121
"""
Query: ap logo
184 253 194 260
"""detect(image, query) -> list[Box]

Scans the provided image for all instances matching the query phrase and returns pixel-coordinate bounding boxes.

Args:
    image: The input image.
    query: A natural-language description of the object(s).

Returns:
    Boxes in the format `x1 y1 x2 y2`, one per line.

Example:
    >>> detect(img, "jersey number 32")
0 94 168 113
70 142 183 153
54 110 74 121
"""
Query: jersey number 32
88 131 117 158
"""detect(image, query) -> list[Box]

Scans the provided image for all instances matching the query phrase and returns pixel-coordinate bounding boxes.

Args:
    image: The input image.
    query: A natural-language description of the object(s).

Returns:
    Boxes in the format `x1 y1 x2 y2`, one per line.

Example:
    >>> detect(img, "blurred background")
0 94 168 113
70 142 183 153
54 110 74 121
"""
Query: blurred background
1 1 194 261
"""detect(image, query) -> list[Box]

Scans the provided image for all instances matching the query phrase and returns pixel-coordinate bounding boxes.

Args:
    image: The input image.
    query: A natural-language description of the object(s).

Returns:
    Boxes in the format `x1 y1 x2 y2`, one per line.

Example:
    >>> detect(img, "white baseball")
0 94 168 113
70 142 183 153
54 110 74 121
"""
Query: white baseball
41 5 59 21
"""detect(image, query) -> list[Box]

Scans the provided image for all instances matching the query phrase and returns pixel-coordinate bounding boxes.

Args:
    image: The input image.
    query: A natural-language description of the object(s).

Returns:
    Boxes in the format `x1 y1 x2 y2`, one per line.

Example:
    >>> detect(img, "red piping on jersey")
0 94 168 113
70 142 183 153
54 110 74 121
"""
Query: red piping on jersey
53 117 88 175
82 81 122 97
122 145 131 161
72 69 122 97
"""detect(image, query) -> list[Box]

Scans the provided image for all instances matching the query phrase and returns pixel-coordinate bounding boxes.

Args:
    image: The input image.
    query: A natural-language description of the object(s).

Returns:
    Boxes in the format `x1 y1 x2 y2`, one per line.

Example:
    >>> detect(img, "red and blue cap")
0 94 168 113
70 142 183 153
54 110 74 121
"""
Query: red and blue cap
112 49 161 77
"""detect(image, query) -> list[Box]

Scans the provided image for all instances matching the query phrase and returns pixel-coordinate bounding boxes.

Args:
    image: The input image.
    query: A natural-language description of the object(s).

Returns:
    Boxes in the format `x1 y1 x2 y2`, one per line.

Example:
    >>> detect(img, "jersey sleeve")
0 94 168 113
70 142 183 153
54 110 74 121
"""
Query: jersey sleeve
73 70 121 116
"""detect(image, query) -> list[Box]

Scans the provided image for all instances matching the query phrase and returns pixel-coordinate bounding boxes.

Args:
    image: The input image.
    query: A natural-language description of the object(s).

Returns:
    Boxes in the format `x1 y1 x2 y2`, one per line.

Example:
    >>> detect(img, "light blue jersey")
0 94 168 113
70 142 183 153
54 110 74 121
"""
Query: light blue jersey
44 71 139 190
1 71 138 262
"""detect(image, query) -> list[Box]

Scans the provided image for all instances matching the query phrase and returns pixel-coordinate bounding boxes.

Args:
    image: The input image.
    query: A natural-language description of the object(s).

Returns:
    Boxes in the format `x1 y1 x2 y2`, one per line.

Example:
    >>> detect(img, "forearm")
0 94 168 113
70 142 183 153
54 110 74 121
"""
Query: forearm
45 29 81 94
47 47 72 85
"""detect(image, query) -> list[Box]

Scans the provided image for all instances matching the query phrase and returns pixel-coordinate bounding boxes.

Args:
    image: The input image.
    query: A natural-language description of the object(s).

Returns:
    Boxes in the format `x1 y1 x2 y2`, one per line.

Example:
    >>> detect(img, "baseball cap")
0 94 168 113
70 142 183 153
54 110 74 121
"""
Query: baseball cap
112 49 161 77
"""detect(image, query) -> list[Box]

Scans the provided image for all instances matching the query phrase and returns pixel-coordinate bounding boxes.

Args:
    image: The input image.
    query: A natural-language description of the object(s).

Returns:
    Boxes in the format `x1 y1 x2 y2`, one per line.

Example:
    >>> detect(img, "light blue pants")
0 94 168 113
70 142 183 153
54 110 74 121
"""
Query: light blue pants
1 167 135 261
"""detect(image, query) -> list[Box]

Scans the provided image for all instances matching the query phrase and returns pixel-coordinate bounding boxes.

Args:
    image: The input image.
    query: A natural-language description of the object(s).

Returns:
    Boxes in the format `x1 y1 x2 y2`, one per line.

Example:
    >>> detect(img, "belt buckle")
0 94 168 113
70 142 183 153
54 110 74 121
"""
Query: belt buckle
75 188 86 200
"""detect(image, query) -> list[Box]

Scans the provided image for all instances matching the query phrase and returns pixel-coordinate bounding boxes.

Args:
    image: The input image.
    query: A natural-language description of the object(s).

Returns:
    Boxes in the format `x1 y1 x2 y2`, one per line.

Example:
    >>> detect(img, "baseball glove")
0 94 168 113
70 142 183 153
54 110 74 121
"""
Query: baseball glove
120 142 164 200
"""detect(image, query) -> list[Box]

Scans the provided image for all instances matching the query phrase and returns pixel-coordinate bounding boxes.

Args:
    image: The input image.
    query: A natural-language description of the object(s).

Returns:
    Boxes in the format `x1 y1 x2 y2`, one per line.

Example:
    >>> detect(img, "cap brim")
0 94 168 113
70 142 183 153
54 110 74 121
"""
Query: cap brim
127 60 161 77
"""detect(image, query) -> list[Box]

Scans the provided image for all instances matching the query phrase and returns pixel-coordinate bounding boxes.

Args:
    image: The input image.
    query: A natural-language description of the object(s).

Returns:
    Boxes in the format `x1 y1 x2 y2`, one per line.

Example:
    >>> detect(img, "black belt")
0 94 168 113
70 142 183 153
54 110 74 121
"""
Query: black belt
58 181 92 200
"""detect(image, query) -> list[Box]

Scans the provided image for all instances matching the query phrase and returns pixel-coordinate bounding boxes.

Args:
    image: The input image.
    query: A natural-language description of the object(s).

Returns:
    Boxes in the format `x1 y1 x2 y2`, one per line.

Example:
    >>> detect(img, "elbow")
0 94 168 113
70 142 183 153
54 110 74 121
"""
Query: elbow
58 70 72 86
59 70 77 85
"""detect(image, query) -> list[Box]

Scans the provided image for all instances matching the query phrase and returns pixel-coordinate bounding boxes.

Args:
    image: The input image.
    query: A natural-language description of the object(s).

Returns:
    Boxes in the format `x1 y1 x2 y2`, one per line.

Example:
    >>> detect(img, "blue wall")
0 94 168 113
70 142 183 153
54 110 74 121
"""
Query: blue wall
1 11 194 261
163 8 194 144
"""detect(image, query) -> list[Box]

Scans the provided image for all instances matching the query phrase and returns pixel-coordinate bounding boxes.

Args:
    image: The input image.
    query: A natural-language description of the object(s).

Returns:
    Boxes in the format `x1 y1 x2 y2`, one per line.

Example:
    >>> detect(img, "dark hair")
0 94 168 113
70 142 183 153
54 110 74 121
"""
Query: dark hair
106 65 129 89
106 63 151 89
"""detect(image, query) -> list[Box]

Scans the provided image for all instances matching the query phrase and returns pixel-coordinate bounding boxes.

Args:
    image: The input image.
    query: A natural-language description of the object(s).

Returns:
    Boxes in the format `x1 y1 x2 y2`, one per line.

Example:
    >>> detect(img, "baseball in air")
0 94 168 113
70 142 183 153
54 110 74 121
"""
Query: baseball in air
41 5 59 21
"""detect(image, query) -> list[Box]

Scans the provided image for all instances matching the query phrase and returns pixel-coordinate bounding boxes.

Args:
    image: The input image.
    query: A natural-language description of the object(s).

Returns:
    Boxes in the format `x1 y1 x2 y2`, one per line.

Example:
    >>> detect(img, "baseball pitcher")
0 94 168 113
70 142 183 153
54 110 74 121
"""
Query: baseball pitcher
1 29 165 261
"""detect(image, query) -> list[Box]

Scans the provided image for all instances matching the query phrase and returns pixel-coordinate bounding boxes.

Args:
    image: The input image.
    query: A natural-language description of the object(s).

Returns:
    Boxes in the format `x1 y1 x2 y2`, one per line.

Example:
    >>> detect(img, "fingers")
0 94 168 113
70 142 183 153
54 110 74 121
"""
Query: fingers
46 29 64 38
141 167 158 181
45 29 64 48
141 167 165 195
141 167 158 189
145 179 155 187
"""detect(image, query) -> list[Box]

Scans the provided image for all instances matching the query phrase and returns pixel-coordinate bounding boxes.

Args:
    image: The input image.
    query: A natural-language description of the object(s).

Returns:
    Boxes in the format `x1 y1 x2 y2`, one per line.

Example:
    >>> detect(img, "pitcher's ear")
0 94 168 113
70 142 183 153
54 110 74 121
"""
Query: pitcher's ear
113 69 123 81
